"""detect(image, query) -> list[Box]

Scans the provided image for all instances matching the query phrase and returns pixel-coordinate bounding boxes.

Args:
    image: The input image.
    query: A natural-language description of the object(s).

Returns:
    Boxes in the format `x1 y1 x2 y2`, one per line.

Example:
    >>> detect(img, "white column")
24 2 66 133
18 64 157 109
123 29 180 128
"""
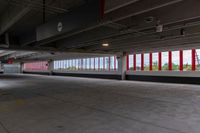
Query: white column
20 62 24 73
117 52 127 80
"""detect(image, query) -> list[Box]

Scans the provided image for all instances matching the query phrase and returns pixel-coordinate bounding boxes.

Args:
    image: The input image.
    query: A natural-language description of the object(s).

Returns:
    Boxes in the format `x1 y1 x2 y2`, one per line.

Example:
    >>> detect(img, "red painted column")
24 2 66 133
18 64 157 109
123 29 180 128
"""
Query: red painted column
149 52 152 71
114 56 116 71
192 49 196 71
133 54 136 71
169 51 172 71
141 53 144 71
158 52 162 71
180 50 183 71
126 55 129 71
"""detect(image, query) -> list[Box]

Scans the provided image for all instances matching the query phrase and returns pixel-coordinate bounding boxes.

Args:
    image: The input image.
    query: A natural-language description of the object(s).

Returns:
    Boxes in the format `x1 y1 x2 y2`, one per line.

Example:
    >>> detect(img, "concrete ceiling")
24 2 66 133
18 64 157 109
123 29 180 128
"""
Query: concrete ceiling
0 0 200 61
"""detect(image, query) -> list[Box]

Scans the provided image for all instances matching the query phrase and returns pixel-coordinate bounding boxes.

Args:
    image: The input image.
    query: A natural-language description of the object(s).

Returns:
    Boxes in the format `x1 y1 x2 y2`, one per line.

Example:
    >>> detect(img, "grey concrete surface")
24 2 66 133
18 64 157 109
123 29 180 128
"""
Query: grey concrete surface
0 74 200 133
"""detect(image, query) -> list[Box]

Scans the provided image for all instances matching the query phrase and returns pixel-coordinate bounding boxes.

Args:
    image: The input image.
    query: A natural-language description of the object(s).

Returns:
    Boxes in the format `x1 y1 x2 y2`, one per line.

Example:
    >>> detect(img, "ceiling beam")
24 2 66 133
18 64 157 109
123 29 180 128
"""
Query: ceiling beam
105 0 139 13
104 0 183 22
0 5 31 35
31 0 183 48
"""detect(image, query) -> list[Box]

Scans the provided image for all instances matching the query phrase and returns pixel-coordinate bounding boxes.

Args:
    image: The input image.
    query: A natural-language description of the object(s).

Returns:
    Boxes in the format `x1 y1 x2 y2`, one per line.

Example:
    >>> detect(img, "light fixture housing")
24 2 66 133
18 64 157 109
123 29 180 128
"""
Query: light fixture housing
102 43 109 47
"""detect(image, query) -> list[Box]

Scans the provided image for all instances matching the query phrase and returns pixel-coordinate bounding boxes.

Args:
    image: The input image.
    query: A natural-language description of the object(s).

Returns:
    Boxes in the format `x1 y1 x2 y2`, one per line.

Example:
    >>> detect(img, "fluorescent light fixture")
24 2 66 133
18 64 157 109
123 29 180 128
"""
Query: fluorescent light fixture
102 43 109 47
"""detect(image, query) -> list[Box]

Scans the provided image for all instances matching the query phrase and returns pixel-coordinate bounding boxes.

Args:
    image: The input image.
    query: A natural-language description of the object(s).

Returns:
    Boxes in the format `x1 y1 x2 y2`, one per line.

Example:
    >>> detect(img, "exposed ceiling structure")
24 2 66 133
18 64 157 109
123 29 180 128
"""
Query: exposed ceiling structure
0 0 200 61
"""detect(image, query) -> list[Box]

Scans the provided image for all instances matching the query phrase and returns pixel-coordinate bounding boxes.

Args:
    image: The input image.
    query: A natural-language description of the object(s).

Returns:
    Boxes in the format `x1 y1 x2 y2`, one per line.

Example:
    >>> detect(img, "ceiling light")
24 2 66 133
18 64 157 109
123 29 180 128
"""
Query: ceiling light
102 43 109 47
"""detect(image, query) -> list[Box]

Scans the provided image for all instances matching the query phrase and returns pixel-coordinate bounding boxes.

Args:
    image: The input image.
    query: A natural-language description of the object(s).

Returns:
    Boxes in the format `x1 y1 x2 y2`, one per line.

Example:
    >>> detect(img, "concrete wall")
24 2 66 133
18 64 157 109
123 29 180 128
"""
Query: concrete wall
22 55 200 84
4 64 21 74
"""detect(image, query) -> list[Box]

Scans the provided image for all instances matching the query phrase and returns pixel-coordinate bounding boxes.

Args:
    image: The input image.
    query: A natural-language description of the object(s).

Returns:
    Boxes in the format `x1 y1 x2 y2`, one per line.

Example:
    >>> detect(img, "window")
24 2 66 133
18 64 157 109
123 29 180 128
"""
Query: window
172 51 179 71
66 60 69 70
91 58 94 70
86 58 90 70
196 49 200 71
105 57 109 70
53 56 118 71
162 52 168 71
115 57 118 70
144 53 149 71
129 55 133 70
95 58 99 70
110 56 115 70
183 50 192 71
53 61 56 69
136 54 141 71
99 57 103 70
152 52 158 71
24 61 48 71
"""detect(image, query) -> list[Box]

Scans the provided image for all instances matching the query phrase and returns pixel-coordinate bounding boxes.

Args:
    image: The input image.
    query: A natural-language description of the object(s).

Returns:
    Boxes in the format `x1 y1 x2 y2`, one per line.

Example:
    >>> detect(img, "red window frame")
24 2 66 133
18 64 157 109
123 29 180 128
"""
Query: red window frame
141 53 144 71
158 52 162 71
192 49 196 71
179 50 183 71
149 52 152 71
133 54 136 71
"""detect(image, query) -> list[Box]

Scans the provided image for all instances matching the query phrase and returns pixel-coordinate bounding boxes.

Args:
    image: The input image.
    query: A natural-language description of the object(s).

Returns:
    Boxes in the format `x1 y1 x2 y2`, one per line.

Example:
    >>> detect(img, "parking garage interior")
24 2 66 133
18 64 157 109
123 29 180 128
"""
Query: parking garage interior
1 0 200 133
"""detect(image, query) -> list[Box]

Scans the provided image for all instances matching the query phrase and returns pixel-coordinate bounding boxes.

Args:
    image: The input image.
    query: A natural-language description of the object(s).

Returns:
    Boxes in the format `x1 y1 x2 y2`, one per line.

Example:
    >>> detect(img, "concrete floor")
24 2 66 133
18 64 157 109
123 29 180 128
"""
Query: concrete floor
0 74 200 133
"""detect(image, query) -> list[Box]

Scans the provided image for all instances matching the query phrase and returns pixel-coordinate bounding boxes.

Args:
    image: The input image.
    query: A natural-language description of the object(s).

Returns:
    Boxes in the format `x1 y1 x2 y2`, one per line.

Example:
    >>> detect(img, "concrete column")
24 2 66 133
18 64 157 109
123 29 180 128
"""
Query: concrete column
117 52 127 80
20 62 24 73
48 59 54 75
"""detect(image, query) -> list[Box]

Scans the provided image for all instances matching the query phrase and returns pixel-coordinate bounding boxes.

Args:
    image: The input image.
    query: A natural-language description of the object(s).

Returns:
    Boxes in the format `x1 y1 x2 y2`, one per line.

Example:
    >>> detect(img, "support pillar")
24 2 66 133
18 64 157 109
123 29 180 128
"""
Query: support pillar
118 52 128 80
20 62 24 73
48 59 53 75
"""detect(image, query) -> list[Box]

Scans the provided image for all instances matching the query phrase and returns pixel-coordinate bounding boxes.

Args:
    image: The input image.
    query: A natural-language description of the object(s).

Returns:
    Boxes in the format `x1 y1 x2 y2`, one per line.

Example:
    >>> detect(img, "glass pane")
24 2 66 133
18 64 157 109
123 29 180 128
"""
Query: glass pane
136 54 141 71
172 51 179 71
183 50 192 71
129 55 133 70
105 57 109 70
110 56 115 70
66 60 69 70
83 59 86 70
144 53 149 71
90 58 94 70
99 57 103 70
162 52 168 71
86 58 90 70
69 60 72 70
152 53 158 71
95 58 98 70
115 56 118 70
78 59 81 70
196 49 200 71
73 60 76 70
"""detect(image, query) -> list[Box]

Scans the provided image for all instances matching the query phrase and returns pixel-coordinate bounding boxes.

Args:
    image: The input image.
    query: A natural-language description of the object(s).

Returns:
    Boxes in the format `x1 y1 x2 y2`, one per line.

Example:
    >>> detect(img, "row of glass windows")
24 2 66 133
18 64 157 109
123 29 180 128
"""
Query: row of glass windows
128 49 200 71
54 56 118 71
23 61 48 71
